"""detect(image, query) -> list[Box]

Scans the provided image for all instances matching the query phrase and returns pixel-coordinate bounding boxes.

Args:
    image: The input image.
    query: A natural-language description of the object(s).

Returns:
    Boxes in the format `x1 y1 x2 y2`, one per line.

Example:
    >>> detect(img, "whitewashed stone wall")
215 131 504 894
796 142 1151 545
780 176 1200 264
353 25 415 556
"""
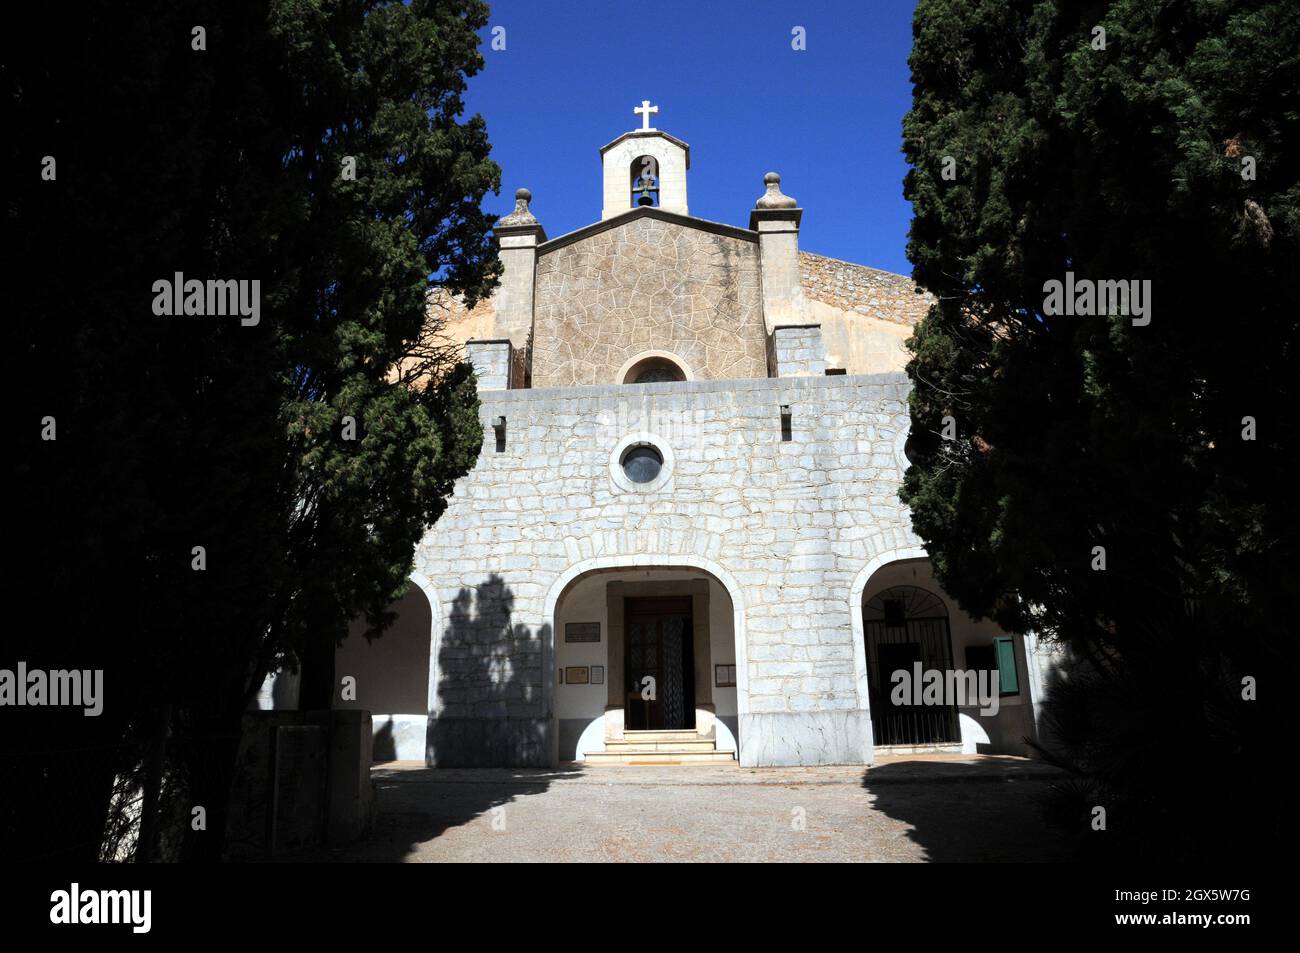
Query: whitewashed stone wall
773 326 828 377
415 372 926 767
465 340 511 391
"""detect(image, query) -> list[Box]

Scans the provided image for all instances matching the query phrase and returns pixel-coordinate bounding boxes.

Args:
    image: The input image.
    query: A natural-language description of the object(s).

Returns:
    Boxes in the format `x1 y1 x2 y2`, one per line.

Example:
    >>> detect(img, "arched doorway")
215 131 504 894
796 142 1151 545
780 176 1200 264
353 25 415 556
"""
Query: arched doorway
549 564 742 764
862 584 960 747
334 580 436 762
854 555 1039 755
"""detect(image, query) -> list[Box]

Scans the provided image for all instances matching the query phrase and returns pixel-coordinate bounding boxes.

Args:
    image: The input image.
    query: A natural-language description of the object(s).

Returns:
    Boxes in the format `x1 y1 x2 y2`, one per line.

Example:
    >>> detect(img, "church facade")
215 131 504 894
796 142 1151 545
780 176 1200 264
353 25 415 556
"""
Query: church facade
327 107 1057 768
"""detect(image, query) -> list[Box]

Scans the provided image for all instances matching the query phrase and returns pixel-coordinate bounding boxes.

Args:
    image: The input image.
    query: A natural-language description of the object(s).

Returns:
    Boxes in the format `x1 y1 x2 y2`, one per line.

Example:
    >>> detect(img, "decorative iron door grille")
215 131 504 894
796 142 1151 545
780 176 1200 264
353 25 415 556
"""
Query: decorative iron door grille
862 586 960 746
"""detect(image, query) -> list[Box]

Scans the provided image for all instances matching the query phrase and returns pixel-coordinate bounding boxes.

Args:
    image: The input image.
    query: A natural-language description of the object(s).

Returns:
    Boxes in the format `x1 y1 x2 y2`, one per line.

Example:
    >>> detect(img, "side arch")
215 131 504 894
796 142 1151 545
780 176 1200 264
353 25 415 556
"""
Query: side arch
847 546 929 721
330 570 441 762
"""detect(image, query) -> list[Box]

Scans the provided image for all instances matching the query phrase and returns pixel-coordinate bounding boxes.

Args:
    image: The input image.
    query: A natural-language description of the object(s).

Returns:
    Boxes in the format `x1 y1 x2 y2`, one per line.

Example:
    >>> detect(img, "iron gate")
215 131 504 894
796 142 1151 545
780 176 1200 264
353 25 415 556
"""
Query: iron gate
862 586 960 746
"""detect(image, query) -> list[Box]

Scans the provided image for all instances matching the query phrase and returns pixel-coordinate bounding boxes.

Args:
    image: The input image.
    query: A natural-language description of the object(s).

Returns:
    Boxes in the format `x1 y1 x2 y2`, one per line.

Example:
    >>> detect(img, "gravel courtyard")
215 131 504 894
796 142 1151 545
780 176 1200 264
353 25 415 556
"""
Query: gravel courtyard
309 754 1070 863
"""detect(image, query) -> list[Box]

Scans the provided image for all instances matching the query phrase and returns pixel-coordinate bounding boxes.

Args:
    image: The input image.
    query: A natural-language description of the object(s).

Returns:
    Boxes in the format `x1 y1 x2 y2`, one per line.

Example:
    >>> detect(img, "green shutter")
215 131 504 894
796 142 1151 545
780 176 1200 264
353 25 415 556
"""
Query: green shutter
993 636 1019 695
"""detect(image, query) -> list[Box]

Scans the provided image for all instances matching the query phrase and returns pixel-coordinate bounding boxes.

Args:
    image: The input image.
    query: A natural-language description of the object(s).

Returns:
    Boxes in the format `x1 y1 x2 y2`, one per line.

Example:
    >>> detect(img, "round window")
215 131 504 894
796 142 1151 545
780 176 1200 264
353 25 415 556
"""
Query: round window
620 444 663 484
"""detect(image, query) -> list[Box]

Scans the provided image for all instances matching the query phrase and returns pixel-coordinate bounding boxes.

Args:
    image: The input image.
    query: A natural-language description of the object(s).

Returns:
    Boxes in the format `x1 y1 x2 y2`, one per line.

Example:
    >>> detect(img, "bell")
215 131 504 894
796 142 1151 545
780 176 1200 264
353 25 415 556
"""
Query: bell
636 185 655 207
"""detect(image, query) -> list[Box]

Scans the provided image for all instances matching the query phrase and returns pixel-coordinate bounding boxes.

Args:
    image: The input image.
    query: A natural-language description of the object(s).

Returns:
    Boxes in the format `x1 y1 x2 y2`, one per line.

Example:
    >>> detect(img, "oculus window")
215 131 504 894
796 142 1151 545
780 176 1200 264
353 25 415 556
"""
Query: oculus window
621 444 664 484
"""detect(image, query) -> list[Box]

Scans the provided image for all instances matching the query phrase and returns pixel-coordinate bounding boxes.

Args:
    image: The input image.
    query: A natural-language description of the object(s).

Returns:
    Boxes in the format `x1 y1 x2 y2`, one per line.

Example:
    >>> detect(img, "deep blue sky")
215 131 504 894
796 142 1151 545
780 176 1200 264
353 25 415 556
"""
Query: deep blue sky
464 0 919 276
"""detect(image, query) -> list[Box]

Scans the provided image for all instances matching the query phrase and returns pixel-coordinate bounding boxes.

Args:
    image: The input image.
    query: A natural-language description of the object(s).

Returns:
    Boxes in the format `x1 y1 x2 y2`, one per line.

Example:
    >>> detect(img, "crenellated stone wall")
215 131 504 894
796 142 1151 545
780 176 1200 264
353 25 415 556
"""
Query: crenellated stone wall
415 372 923 766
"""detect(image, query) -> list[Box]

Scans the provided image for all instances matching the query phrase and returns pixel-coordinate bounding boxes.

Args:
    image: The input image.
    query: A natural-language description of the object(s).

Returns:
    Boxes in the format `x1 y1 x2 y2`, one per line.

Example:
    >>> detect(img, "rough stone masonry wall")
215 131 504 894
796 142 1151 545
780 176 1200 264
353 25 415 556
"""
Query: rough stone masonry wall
531 216 768 387
415 372 923 767
799 250 932 327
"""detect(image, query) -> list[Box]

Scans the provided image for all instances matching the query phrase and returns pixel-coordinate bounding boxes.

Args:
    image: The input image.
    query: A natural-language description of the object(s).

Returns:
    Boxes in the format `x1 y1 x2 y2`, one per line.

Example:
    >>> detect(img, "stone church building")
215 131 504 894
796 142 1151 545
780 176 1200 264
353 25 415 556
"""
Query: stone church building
312 105 1058 768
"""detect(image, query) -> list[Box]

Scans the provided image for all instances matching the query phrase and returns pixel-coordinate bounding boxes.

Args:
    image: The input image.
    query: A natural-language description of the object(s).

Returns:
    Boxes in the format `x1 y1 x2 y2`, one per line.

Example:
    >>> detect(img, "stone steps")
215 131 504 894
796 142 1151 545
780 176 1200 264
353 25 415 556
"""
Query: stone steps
583 749 738 766
604 739 718 753
584 728 736 765
619 729 712 744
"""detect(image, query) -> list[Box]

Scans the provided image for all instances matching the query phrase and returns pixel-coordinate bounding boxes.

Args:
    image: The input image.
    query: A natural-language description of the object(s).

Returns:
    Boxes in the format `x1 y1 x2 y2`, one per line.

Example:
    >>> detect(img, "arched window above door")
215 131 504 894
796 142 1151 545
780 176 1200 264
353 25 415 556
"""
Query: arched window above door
619 352 691 384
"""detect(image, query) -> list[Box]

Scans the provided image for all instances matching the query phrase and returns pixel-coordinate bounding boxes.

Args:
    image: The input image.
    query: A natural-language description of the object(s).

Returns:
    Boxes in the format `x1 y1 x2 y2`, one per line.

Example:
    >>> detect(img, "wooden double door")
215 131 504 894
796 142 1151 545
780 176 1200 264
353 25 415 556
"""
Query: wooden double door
624 596 695 730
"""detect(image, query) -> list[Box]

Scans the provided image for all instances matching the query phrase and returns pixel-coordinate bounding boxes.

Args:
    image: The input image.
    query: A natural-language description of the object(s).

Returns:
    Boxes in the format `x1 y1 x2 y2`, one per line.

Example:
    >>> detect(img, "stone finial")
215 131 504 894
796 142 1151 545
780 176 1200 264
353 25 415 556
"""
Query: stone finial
496 188 539 227
755 172 797 210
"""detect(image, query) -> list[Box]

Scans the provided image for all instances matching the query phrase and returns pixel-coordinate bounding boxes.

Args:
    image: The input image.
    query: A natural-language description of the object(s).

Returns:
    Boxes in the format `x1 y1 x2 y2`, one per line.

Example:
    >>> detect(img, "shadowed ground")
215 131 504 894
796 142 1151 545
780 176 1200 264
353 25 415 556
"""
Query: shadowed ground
296 754 1069 862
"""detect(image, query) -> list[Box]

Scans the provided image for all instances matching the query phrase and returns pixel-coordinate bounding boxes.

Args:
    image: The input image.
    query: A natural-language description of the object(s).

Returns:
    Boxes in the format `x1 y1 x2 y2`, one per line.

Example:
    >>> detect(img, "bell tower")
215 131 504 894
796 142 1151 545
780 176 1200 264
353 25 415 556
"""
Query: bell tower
599 100 690 220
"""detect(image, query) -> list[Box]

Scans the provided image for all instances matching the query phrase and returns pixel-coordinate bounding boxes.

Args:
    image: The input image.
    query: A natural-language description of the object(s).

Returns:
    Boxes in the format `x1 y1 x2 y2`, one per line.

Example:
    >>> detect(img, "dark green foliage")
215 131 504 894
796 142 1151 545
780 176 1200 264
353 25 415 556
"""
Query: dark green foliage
902 0 1298 859
5 1 499 860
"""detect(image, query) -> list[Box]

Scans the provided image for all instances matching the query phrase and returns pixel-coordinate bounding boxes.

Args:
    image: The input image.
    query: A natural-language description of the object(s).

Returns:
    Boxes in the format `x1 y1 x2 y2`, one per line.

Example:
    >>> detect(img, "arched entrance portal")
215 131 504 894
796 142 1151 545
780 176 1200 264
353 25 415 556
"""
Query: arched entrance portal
854 556 1040 755
551 565 741 764
862 585 960 747
333 579 436 762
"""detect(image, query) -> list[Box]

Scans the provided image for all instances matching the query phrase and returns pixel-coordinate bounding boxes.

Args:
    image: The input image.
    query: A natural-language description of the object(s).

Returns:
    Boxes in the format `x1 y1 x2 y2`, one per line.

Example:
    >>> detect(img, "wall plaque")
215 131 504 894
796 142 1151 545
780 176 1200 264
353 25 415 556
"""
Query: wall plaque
715 663 736 688
565 622 600 643
564 666 590 685
590 665 604 685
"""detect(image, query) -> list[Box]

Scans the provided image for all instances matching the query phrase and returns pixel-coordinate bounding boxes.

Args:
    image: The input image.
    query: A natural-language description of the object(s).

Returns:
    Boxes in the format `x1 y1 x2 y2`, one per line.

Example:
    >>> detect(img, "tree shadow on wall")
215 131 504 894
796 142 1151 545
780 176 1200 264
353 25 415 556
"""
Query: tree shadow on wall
430 573 555 767
335 574 578 861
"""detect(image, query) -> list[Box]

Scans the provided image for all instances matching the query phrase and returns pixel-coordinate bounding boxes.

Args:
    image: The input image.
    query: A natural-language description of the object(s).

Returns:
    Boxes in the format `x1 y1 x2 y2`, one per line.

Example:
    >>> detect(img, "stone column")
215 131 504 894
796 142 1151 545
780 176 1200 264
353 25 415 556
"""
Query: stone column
750 173 809 337
492 189 546 373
